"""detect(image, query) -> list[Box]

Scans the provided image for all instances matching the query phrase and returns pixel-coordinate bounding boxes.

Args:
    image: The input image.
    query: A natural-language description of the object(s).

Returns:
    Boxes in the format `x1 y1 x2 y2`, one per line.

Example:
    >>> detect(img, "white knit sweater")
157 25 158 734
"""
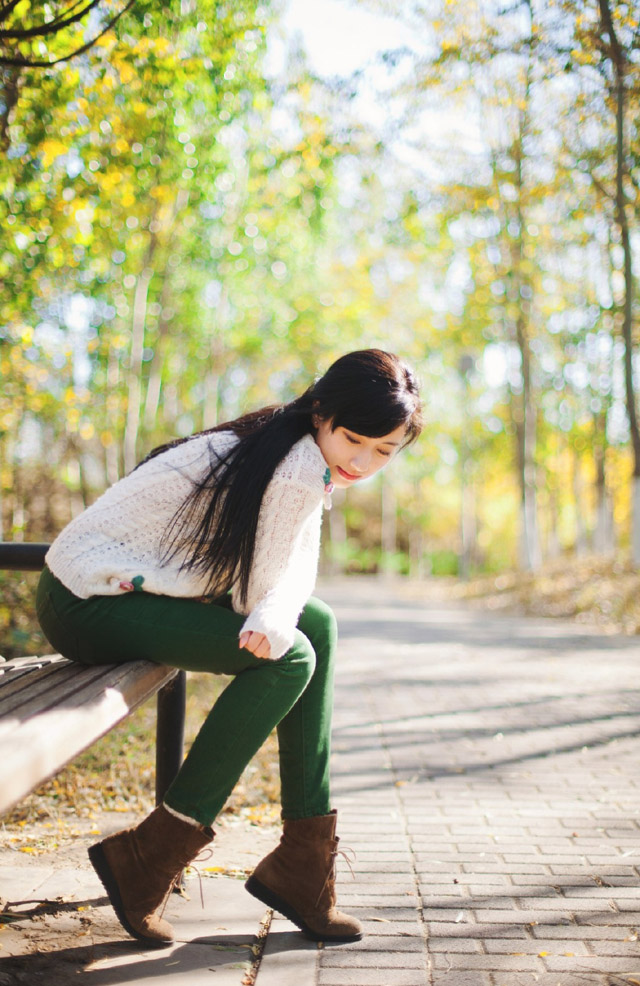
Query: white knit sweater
45 432 328 659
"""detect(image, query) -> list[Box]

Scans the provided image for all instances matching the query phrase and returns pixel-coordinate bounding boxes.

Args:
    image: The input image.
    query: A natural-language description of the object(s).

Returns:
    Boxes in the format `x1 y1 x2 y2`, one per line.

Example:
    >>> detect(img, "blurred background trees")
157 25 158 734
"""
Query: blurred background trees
1 0 639 582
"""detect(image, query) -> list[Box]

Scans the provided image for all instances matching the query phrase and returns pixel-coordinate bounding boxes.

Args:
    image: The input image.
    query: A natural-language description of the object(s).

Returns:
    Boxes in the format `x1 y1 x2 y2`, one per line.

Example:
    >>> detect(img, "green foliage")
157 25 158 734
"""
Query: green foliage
0 572 45 659
1 0 639 575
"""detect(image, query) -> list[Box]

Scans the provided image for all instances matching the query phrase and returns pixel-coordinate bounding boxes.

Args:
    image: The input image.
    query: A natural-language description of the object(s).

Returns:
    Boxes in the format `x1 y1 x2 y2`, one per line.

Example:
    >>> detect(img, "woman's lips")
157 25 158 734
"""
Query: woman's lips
337 466 360 481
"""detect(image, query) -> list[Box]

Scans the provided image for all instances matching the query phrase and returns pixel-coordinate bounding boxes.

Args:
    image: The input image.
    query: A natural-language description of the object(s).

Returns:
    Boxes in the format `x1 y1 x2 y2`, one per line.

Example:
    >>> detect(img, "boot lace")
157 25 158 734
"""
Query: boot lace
159 846 215 918
314 846 357 909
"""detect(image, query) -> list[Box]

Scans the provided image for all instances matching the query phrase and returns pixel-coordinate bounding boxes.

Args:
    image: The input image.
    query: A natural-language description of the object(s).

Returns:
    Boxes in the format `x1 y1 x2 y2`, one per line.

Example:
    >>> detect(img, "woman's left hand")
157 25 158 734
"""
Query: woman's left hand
238 631 272 660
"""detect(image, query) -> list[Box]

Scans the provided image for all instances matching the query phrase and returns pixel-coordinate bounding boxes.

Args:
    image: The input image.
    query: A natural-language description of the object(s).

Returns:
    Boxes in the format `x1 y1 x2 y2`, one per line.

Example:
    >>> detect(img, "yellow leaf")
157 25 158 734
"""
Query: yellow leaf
40 139 68 167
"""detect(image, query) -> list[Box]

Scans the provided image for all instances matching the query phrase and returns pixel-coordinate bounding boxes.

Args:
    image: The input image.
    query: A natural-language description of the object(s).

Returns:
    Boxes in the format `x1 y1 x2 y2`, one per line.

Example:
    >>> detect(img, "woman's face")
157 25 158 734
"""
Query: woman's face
314 418 407 489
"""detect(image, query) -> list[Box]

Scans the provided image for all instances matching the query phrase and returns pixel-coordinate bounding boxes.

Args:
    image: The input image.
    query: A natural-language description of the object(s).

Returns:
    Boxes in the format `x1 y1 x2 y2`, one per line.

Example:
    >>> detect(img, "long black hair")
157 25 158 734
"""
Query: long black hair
138 349 423 604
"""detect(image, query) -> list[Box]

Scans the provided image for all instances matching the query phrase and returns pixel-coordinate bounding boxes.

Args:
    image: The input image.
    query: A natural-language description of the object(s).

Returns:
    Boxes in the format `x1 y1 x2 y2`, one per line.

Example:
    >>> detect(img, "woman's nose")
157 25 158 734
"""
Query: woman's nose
350 450 371 473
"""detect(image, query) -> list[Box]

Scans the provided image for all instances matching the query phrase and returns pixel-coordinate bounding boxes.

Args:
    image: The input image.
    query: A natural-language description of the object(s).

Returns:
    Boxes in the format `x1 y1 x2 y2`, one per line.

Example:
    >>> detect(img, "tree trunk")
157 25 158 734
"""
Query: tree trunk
546 484 561 561
105 346 121 486
572 450 589 556
505 57 541 573
123 266 153 474
510 260 541 571
592 411 612 555
327 488 347 574
202 287 228 430
0 65 21 152
598 0 640 563
380 471 397 577
460 472 476 579
143 285 173 433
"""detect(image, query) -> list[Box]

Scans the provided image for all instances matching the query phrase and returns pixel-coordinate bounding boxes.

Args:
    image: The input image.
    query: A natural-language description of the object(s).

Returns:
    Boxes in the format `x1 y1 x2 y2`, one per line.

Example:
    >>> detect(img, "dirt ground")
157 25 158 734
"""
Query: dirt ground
0 808 280 981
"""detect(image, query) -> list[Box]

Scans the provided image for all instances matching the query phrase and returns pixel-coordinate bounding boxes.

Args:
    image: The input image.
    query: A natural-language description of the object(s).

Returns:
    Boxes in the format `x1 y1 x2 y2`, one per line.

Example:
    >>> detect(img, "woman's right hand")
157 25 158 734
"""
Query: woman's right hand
238 631 272 660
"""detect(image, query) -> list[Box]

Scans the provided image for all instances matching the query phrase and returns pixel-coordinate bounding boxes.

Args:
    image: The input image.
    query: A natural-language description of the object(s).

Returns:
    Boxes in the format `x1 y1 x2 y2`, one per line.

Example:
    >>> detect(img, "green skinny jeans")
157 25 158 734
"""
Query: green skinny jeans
35 566 335 828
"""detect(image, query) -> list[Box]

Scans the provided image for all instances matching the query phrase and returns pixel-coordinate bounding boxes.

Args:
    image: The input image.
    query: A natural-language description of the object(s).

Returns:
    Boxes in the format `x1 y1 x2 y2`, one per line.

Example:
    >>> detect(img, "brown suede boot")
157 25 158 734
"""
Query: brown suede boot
89 804 214 947
245 809 362 942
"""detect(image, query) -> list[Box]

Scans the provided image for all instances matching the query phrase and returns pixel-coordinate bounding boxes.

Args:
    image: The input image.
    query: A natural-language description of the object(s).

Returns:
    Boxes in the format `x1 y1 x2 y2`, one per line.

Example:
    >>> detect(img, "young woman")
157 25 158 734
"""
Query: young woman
36 349 423 948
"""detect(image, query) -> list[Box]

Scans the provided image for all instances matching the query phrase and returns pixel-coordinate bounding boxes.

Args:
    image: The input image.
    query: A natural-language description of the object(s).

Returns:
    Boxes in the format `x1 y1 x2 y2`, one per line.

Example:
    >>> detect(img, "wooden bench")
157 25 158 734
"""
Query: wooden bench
0 543 186 816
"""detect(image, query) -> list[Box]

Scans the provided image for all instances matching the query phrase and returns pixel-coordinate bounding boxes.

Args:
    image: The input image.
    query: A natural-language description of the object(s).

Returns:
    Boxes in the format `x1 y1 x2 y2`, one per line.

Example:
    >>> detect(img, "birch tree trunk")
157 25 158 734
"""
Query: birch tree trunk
105 346 121 486
572 450 589 557
123 266 153 475
380 471 397 577
202 285 229 430
504 50 541 572
327 488 347 574
597 0 640 564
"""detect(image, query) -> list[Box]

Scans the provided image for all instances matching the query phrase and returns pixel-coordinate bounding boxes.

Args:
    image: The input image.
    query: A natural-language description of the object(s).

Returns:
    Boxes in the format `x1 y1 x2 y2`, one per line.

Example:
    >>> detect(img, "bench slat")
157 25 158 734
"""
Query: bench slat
0 661 178 814
0 661 109 717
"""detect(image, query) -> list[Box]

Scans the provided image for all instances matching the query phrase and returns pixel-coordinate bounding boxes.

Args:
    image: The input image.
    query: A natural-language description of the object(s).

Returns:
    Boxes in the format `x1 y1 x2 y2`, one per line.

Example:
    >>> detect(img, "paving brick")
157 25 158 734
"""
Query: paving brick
550 863 636 876
427 938 482 953
318 969 426 985
414 861 464 873
351 852 413 862
431 953 544 971
358 920 423 937
342 881 416 894
509 874 597 886
494 978 614 986
430 974 492 986
329 936 424 953
457 873 511 886
461 862 548 874
531 921 632 936
346 905 421 921
416 851 502 863
340 895 419 908
422 907 477 922
513 896 615 912
426 923 530 939
320 951 426 969
563 885 640 899
354 862 417 874
591 940 640 955
543 955 640 972
473 909 574 925
609 899 640 913
416 882 467 897
482 938 589 955
574 912 640 925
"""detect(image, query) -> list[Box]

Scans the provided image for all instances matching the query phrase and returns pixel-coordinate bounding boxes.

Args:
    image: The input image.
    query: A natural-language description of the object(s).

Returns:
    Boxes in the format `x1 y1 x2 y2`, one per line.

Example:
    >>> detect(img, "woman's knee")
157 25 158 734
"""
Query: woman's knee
297 596 337 650
278 630 317 686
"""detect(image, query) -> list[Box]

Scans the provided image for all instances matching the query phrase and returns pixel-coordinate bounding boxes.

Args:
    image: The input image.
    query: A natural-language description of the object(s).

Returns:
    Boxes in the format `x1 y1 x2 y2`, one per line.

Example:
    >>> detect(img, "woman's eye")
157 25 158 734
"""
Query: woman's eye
378 449 392 457
345 434 360 444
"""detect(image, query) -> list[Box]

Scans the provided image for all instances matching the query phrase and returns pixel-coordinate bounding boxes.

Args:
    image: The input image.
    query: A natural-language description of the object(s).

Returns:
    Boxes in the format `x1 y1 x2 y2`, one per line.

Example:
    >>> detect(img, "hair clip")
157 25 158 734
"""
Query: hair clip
323 467 334 510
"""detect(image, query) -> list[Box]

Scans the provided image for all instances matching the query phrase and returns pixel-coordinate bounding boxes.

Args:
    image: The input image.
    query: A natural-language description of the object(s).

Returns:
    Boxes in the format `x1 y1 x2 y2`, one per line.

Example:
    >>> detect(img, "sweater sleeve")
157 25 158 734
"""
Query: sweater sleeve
231 472 324 660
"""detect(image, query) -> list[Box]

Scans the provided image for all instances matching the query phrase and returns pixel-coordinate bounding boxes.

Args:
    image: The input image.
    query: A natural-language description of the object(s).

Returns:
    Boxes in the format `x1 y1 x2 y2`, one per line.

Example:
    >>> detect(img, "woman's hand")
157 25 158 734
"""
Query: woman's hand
238 631 272 660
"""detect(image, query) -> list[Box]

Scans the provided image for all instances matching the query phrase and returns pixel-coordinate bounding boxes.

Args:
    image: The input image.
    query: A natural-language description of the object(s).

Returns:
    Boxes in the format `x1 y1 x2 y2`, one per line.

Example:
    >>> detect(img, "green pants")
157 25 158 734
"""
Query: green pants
36 566 335 827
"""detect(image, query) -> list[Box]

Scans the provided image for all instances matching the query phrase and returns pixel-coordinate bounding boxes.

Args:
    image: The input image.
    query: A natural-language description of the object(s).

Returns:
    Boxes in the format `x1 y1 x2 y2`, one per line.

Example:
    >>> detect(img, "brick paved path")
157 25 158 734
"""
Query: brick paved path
3 577 640 986
289 578 640 986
